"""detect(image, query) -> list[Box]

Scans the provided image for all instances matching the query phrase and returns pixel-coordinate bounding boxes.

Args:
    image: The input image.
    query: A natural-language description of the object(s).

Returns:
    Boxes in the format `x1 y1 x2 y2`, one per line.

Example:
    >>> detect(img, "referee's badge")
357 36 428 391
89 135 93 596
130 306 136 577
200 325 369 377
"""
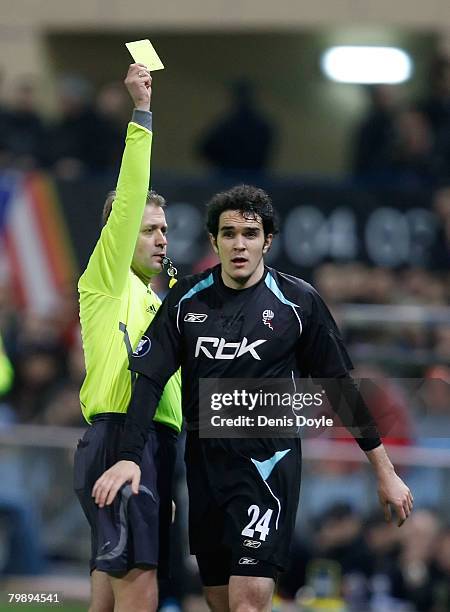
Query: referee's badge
133 335 152 357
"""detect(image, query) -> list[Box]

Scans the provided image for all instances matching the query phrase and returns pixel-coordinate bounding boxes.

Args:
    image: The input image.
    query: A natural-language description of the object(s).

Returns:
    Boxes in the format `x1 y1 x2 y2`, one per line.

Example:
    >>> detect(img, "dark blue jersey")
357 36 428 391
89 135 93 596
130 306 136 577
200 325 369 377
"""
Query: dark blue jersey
119 265 381 463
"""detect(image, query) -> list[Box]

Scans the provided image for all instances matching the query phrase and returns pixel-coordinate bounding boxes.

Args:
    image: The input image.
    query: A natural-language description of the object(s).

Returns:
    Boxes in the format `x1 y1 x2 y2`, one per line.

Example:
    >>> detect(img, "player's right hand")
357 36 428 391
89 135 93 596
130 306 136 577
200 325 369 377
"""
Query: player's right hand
125 63 152 112
92 460 141 508
377 470 413 527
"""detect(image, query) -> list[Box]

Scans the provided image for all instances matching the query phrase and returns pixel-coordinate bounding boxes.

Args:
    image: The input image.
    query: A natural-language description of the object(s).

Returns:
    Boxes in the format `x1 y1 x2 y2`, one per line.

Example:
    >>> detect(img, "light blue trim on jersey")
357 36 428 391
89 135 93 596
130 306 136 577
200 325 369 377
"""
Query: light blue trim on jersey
265 273 299 308
265 272 302 335
175 273 214 332
176 273 214 307
251 449 291 481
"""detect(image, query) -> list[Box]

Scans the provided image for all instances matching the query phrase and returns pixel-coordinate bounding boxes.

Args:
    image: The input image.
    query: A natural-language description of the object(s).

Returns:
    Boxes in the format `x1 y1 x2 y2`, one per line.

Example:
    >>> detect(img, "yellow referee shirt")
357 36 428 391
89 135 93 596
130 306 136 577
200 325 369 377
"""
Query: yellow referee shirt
78 117 181 431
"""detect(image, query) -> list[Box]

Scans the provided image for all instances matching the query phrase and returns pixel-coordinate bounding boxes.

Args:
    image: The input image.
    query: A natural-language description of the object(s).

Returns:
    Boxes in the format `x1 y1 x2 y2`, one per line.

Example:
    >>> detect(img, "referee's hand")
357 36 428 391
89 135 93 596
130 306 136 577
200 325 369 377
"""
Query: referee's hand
125 63 152 112
92 460 141 508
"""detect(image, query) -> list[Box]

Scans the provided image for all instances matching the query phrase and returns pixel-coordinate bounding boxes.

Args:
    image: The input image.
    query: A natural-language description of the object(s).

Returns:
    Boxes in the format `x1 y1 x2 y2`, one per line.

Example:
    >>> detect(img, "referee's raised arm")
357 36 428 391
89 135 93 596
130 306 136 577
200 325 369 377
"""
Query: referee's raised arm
79 63 153 297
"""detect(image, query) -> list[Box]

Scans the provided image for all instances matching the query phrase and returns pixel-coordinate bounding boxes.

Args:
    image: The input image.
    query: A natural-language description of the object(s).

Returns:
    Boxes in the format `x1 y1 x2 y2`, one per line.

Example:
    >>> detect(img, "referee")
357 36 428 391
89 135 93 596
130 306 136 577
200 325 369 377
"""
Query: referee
93 185 412 612
75 64 181 612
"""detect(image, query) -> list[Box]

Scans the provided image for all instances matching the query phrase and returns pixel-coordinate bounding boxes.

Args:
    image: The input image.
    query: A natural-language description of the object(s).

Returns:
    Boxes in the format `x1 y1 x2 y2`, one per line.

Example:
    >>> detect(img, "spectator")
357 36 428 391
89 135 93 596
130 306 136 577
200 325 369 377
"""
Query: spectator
363 510 402 578
46 75 114 178
11 312 66 422
395 510 442 611
2 78 46 169
351 84 398 181
95 81 130 173
419 55 450 139
96 81 129 126
387 108 438 188
40 334 85 427
198 79 275 174
310 503 371 576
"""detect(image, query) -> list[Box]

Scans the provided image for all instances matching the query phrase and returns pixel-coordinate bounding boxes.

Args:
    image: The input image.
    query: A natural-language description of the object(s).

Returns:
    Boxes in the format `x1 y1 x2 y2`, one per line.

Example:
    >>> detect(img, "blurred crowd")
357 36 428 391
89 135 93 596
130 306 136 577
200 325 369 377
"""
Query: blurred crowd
0 74 129 179
314 264 450 370
351 54 450 187
276 506 450 611
0 281 83 427
0 53 449 184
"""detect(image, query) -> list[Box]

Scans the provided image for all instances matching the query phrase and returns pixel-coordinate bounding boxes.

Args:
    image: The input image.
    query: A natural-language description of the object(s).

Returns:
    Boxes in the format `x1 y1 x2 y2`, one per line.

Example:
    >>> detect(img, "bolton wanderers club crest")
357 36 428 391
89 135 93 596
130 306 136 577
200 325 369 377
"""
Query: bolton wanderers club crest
262 309 274 330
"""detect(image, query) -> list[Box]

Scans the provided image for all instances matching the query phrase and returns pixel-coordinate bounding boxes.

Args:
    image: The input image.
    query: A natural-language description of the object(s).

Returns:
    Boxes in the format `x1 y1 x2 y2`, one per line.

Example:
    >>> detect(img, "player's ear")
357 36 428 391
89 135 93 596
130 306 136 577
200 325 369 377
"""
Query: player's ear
209 233 219 255
262 233 273 254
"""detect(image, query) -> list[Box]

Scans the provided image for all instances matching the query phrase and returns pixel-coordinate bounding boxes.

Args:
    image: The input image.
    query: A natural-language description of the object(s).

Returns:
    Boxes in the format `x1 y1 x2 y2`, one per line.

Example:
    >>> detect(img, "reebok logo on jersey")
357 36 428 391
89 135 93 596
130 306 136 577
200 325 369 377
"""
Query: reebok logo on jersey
133 335 151 358
243 539 262 549
184 313 208 323
195 337 267 361
239 557 259 565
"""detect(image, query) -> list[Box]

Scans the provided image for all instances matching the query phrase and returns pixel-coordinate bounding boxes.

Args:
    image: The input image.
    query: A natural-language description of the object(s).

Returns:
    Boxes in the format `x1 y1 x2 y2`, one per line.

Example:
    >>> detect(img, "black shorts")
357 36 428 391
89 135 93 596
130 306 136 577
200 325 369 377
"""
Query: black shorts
74 414 177 576
185 433 302 586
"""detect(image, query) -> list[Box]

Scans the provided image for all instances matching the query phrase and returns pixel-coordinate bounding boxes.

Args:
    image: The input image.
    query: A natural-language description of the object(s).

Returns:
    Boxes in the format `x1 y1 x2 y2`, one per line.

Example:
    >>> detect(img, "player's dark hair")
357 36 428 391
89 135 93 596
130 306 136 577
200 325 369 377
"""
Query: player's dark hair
101 190 166 226
206 184 279 238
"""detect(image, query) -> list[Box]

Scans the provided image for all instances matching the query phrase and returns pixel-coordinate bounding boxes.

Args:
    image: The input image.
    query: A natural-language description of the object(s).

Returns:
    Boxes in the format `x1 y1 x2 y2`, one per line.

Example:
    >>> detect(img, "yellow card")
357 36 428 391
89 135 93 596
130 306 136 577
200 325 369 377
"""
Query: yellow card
125 39 164 71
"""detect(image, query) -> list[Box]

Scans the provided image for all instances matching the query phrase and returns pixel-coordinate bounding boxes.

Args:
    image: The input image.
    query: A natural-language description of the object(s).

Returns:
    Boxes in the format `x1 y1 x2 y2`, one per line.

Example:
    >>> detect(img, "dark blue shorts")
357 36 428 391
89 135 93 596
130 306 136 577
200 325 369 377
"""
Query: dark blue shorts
185 434 302 585
74 414 177 576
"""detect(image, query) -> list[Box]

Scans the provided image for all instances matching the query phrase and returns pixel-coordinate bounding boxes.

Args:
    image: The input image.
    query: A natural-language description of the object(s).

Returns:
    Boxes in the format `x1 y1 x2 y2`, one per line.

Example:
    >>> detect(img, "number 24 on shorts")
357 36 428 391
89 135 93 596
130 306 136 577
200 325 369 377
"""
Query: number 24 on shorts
241 505 273 542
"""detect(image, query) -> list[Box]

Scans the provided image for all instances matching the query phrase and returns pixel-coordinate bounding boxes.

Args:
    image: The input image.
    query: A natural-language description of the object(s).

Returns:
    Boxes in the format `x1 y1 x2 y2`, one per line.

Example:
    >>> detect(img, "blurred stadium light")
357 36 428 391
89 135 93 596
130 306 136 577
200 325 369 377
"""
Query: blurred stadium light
321 46 413 84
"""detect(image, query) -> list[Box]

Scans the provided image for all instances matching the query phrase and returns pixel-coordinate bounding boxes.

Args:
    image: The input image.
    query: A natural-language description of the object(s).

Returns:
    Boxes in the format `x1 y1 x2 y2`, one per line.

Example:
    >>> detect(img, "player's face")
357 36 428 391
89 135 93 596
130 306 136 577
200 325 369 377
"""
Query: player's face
132 204 168 284
210 210 272 289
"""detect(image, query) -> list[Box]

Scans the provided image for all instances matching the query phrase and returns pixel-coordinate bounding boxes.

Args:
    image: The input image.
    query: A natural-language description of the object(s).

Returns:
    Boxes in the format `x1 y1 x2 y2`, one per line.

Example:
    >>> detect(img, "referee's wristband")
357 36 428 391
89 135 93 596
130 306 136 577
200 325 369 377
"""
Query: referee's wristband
132 109 152 132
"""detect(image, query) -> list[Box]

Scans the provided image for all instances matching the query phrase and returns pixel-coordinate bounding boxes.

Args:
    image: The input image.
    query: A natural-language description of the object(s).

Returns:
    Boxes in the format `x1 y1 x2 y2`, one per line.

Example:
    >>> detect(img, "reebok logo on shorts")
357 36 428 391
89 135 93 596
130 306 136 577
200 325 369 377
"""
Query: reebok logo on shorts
243 539 262 549
98 541 111 554
239 557 259 565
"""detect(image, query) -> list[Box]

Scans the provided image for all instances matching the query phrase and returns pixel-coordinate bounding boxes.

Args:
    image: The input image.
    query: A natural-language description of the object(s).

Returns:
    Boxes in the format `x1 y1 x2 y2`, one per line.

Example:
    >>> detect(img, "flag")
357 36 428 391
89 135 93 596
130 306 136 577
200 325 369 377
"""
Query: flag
0 170 77 314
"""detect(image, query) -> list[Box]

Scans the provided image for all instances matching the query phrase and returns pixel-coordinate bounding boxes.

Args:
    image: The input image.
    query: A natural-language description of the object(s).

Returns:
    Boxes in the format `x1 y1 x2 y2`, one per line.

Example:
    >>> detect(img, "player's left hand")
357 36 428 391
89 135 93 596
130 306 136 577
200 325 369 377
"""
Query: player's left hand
377 470 414 527
92 460 141 508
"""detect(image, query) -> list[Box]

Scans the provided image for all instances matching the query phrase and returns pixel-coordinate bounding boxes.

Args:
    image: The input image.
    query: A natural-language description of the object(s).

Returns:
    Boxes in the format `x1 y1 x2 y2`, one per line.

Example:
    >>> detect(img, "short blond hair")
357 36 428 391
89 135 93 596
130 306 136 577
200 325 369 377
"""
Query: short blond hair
102 190 166 226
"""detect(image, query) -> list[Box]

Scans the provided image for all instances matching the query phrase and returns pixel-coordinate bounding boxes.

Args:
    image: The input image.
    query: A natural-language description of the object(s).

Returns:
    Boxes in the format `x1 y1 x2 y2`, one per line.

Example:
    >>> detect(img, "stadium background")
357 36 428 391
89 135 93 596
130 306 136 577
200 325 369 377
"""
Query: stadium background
0 1 449 610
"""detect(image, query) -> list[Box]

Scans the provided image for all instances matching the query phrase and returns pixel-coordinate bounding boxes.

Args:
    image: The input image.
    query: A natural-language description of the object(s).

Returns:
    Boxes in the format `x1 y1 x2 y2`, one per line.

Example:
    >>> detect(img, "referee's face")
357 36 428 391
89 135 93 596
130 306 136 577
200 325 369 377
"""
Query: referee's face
210 210 272 290
132 204 168 284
